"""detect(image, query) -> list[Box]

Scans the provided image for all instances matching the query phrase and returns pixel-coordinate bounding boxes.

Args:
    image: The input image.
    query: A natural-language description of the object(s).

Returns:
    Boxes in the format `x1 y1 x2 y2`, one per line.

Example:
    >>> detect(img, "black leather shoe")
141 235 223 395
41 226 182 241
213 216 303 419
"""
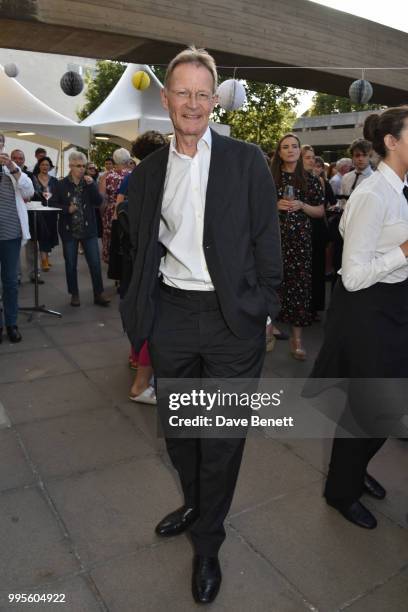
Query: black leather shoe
6 326 22 343
155 506 198 537
364 473 386 500
327 499 377 529
192 555 222 604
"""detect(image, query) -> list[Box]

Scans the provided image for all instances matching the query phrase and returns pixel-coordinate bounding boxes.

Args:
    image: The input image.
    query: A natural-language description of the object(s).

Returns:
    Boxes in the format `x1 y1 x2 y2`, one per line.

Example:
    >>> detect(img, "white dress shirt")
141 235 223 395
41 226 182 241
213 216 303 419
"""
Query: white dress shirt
339 161 408 291
341 165 373 197
159 127 214 290
329 173 342 196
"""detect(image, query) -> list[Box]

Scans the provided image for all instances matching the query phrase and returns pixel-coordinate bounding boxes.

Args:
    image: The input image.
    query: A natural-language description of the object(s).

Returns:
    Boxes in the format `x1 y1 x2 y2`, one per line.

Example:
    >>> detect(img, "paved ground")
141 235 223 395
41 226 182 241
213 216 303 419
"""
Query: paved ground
0 247 407 612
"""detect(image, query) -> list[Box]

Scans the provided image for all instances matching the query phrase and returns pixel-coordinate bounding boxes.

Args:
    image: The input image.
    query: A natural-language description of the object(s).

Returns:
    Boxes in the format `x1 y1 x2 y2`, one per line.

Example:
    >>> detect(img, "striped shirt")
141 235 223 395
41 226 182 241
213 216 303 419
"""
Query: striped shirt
0 173 22 240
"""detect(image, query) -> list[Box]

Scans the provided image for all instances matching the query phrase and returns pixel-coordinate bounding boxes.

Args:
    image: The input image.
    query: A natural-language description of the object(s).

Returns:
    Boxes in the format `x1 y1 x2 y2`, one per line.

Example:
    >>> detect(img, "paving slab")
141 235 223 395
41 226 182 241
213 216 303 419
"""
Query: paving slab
84 365 134 405
230 436 323 515
0 429 34 491
91 529 311 612
365 440 408 528
17 408 154 479
230 480 408 611
0 488 77 590
62 337 130 370
277 438 333 475
0 372 111 425
0 348 77 384
0 326 52 354
0 575 102 612
47 457 183 565
42 319 123 347
346 567 408 612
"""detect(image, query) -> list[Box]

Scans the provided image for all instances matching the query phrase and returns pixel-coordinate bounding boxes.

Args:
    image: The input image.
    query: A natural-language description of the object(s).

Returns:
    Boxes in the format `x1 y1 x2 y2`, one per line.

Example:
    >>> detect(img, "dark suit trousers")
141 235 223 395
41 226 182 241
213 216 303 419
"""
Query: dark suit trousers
149 283 266 556
324 405 386 504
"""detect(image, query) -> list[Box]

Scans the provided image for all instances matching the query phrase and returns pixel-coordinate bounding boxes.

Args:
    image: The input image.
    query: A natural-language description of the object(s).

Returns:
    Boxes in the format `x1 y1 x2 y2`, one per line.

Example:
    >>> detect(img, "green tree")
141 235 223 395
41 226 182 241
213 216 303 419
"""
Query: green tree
305 92 383 116
212 81 299 154
77 60 126 168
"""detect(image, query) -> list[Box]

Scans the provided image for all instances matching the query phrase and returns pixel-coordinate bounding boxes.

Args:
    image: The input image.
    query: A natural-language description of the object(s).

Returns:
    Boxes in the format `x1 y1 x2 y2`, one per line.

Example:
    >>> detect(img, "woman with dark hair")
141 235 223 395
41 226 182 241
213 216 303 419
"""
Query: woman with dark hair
270 133 324 359
309 107 408 529
32 156 59 271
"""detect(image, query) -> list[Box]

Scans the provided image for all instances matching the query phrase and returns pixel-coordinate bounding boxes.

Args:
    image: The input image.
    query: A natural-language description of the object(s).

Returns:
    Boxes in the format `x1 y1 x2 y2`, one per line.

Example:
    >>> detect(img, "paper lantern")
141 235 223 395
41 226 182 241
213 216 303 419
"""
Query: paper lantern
60 71 84 96
349 79 373 105
4 63 19 78
216 79 246 111
132 70 150 90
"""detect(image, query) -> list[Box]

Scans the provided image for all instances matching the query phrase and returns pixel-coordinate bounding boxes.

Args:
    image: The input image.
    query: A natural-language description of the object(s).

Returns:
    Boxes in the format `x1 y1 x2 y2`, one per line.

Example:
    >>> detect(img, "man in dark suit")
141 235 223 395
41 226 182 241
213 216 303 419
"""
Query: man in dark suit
121 46 282 604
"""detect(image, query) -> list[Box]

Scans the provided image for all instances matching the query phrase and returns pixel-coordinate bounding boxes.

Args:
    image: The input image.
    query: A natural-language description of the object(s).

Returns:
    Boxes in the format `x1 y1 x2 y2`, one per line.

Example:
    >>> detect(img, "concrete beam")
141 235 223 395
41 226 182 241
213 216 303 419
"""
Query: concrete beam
1 0 408 104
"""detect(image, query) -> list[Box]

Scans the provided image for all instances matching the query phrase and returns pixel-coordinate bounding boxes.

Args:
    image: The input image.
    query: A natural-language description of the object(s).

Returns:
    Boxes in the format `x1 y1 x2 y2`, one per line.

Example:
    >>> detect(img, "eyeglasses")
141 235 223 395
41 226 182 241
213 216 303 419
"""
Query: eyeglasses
72 164 86 168
169 89 214 103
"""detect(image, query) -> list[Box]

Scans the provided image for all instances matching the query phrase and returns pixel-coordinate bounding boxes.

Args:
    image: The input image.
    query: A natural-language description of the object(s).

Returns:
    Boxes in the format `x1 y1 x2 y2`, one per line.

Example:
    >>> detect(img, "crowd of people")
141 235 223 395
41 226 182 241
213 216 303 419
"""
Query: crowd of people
0 127 383 383
1 44 407 605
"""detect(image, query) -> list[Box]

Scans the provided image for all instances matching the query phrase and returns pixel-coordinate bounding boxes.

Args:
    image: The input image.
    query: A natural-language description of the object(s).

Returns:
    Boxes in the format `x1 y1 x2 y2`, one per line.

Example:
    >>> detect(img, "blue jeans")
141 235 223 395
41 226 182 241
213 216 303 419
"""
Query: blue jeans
0 237 22 327
62 237 104 296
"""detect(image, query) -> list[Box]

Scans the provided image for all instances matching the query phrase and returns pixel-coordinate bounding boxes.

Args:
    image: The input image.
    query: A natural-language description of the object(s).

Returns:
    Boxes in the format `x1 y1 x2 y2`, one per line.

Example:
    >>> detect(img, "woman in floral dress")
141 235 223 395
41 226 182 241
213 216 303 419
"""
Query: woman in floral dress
99 148 131 264
270 133 324 360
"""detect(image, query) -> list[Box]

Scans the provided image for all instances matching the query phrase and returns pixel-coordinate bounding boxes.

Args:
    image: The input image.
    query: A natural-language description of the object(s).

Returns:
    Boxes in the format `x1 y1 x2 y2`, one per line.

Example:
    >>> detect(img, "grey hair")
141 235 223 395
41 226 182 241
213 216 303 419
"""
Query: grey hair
336 157 352 171
113 147 131 165
69 151 87 164
164 46 218 94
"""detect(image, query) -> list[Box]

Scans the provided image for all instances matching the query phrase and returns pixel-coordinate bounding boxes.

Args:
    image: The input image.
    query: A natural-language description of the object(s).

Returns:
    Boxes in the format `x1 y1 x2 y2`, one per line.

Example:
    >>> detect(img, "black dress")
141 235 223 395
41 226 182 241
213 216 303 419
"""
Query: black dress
311 176 331 314
32 175 59 252
277 171 324 327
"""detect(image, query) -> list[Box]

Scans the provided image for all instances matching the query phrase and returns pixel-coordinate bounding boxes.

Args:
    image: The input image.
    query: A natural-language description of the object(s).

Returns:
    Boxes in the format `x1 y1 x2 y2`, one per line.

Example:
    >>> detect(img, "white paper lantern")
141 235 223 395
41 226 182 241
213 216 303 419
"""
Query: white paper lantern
349 79 373 104
4 63 19 78
217 79 246 111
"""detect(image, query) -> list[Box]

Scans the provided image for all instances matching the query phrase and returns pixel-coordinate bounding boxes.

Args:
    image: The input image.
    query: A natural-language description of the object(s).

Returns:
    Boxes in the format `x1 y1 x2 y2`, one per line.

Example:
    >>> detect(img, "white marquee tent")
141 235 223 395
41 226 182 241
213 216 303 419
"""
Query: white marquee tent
80 63 230 143
0 65 90 150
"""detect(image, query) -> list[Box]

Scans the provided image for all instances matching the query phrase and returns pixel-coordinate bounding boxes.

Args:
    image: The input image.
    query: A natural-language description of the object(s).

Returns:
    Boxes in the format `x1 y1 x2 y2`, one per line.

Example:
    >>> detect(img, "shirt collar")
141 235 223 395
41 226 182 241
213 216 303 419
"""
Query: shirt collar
378 161 406 196
170 126 212 159
356 166 372 177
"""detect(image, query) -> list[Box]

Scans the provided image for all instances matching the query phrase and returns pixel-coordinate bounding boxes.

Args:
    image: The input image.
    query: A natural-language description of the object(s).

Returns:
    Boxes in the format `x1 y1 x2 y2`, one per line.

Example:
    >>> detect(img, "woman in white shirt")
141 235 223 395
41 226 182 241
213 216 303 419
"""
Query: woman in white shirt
309 107 408 530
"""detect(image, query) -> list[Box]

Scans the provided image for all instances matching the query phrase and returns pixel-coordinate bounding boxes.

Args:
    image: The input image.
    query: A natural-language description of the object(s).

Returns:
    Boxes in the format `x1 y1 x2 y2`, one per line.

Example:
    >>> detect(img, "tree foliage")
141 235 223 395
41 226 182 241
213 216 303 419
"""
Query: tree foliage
304 92 383 116
77 61 126 167
212 81 299 154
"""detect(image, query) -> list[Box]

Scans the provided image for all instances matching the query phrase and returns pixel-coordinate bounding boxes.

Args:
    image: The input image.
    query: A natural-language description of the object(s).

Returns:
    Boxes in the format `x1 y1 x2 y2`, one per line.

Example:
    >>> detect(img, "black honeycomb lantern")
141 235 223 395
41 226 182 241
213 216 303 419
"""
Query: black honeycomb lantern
60 71 84 96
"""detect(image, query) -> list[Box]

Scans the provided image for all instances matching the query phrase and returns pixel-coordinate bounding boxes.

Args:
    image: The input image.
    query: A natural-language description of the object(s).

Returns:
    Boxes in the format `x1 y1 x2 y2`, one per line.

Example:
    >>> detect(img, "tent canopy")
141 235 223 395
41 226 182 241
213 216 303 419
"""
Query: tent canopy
80 63 230 142
0 65 90 149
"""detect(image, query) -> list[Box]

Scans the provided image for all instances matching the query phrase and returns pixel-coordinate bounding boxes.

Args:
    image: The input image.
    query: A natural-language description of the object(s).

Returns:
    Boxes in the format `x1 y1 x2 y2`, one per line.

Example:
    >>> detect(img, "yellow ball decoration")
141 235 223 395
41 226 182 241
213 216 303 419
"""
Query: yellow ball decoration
132 70 150 90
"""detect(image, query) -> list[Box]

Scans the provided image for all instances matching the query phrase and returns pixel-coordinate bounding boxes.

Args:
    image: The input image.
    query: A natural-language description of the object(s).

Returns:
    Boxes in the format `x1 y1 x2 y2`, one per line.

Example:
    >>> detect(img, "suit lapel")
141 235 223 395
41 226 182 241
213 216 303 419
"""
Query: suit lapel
145 145 169 236
204 130 229 241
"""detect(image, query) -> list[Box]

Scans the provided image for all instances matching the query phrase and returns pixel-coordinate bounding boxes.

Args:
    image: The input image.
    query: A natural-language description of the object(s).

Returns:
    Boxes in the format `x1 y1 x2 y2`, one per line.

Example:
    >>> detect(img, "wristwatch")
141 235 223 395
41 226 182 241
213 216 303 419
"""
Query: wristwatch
9 167 19 174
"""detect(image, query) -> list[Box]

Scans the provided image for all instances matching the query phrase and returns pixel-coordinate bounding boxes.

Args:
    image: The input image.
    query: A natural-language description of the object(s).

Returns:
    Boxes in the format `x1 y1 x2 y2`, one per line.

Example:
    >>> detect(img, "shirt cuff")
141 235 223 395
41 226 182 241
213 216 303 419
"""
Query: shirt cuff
382 246 407 272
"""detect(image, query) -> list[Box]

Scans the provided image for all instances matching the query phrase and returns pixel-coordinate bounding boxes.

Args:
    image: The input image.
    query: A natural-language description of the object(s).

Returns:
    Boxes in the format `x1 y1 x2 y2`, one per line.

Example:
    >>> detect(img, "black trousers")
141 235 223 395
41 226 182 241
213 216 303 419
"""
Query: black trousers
149 283 266 556
324 406 386 504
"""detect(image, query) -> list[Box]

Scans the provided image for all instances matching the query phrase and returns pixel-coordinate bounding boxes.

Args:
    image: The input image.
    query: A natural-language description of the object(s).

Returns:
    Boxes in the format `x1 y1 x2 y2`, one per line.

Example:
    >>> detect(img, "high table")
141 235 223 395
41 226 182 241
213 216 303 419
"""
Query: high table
19 201 62 320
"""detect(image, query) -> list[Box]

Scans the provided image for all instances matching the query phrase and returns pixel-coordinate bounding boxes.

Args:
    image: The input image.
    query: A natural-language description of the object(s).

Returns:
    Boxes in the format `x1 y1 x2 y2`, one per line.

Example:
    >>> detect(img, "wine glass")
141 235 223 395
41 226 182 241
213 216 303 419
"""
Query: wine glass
283 184 295 201
43 188 52 206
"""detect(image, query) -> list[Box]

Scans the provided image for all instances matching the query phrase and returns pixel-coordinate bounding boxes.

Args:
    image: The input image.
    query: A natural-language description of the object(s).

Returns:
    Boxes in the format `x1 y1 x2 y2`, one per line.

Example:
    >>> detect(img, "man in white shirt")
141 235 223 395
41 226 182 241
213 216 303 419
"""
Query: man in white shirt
332 139 374 282
121 47 281 604
329 157 352 196
341 139 373 197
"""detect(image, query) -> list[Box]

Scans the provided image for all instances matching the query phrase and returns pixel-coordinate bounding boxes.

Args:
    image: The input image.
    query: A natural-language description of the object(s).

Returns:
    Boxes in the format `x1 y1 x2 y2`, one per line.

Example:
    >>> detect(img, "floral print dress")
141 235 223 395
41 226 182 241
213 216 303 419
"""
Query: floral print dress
277 170 324 327
102 168 130 263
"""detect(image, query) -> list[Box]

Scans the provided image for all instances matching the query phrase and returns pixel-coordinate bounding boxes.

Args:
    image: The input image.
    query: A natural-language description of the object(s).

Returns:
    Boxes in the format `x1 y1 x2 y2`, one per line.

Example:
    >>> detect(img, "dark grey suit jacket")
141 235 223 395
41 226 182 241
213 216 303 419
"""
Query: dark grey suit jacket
120 129 282 350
